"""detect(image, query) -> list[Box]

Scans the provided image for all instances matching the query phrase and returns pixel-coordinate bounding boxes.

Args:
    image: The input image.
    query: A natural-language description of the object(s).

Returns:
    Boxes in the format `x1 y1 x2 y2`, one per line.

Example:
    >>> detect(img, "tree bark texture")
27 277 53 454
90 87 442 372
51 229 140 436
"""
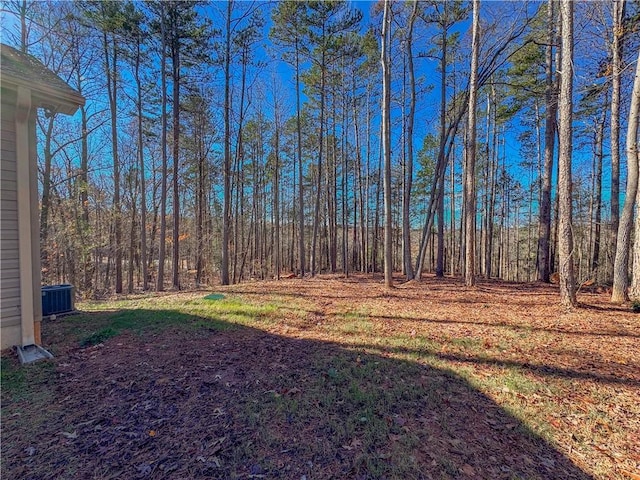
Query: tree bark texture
403 0 418 281
381 0 393 288
464 0 480 287
537 0 556 283
157 5 168 292
612 47 640 302
610 0 625 267
557 0 577 307
221 0 232 285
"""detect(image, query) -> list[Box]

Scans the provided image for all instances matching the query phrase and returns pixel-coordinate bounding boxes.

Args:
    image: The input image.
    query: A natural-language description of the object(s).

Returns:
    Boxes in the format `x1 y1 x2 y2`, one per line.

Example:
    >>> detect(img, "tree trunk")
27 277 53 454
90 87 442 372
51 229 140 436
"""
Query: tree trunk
341 79 349 277
463 0 480 287
591 108 606 279
353 75 366 273
364 87 372 273
311 48 327 276
104 31 122 294
171 14 181 290
157 5 168 292
529 102 542 281
231 45 249 283
221 0 232 285
273 81 282 280
19 0 27 52
486 90 499 279
436 162 445 277
537 0 556 283
435 2 447 279
128 190 137 294
381 0 393 287
403 0 418 280
450 142 456 275
196 106 205 286
295 41 305 276
40 115 55 280
557 0 577 307
612 48 640 302
610 0 625 274
79 102 92 292
631 143 640 300
135 34 148 291
414 108 465 279
483 88 496 279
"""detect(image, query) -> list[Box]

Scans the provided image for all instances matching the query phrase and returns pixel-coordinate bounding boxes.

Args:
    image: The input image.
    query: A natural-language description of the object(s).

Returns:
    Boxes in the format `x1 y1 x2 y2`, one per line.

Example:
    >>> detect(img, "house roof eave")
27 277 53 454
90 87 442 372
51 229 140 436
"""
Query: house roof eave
1 73 85 116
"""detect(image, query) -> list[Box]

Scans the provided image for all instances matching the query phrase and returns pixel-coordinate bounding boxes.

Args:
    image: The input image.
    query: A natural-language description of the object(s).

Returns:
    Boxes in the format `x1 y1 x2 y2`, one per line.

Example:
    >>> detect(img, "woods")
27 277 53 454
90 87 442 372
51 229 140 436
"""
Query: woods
2 0 640 303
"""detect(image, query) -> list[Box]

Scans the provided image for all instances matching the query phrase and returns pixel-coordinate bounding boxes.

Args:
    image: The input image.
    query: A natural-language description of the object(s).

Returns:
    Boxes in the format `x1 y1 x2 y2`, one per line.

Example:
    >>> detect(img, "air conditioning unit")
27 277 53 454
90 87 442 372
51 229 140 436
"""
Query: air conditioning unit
42 284 75 316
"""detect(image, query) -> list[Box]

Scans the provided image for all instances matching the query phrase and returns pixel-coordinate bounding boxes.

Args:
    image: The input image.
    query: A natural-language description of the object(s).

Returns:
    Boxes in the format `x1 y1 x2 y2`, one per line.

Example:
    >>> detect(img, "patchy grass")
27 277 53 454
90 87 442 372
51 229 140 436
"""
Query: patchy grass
1 357 25 393
2 276 638 479
0 356 56 445
79 327 119 346
1 357 55 399
44 295 281 351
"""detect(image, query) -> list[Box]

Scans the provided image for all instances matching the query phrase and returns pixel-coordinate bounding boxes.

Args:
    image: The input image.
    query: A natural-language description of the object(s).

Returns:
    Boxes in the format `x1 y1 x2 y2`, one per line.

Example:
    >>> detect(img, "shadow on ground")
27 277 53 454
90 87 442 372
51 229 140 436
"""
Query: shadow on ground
2 309 592 480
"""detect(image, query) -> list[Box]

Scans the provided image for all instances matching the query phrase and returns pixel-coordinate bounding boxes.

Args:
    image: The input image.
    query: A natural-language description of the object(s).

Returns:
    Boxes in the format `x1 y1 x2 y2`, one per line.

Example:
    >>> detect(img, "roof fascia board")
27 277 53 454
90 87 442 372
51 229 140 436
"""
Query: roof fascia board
1 72 85 115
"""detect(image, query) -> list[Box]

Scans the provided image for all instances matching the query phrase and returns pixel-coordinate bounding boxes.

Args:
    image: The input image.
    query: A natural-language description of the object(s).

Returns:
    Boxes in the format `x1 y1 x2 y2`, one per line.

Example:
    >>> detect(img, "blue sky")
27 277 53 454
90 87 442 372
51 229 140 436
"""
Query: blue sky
0 0 626 221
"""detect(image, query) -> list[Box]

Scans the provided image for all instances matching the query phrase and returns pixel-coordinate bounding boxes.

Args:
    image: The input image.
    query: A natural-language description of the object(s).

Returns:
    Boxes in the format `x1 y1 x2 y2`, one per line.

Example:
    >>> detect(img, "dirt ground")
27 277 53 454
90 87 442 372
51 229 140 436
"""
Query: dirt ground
2 274 639 479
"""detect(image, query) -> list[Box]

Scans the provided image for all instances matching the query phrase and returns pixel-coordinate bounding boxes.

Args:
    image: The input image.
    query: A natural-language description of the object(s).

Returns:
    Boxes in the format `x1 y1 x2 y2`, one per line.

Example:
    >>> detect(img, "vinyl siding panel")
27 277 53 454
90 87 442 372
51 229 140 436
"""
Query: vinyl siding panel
1 236 19 250
1 187 17 202
0 288 20 316
1 325 21 349
0 179 17 194
1 156 17 170
0 165 16 183
1 92 22 343
1 115 14 129
0 214 19 241
1 137 16 154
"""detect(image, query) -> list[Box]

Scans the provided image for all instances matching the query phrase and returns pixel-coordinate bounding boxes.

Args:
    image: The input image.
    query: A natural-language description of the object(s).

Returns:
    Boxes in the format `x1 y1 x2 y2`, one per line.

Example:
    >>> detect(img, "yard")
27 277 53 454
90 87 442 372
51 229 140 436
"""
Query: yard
2 275 638 479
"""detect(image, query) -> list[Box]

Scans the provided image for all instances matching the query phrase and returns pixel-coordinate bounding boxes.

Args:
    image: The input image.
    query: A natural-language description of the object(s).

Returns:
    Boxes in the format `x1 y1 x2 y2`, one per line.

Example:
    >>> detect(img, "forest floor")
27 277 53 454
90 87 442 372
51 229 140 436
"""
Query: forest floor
1 274 639 480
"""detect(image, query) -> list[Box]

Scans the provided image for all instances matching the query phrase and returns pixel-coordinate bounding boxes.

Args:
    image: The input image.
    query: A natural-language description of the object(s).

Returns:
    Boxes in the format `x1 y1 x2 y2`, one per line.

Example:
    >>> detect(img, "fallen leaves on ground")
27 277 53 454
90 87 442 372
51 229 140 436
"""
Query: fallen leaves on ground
2 274 638 479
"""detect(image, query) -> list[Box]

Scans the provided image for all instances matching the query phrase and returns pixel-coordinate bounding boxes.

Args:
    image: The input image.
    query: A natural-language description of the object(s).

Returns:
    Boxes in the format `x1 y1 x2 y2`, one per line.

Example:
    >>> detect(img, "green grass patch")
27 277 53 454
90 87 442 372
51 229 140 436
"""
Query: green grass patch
72 309 213 347
451 336 482 350
1 357 26 394
1 356 55 403
80 327 118 346
502 370 541 396
335 319 375 336
61 296 281 348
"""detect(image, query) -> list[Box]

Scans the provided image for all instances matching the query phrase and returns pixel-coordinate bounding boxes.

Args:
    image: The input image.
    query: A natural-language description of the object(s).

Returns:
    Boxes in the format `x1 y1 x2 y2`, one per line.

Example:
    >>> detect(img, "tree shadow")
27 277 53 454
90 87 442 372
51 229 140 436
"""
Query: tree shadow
2 309 593 479
372 313 640 340
355 342 640 388
222 277 637 340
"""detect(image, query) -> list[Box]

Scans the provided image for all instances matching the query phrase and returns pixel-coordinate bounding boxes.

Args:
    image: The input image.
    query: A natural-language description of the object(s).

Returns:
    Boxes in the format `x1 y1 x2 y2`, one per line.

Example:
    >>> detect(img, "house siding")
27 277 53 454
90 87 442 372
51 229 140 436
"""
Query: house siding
1 87 22 348
1 45 83 351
